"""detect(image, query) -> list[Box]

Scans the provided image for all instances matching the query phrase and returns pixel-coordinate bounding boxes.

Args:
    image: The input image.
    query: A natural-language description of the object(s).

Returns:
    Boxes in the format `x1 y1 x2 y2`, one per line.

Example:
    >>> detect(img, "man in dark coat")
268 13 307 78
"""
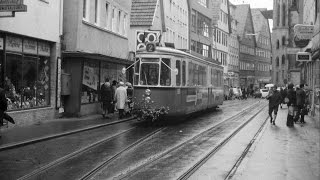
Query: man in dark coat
295 84 307 123
0 87 15 137
100 81 113 118
286 83 296 127
266 85 282 125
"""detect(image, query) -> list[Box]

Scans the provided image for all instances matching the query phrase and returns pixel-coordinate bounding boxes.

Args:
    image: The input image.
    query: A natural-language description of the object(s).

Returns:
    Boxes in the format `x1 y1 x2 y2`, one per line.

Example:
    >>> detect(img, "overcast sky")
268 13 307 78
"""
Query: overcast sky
229 0 274 10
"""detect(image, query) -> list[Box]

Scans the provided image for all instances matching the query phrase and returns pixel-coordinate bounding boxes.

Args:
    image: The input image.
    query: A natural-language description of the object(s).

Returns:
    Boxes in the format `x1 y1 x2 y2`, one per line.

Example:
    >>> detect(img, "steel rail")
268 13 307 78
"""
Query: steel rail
177 105 267 180
18 126 164 180
115 102 265 180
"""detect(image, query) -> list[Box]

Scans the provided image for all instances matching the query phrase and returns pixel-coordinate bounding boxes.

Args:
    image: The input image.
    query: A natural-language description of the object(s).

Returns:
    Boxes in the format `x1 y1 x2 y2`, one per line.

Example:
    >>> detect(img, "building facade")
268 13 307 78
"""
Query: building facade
272 0 301 86
227 2 240 88
234 4 257 90
188 0 215 61
0 0 62 126
62 0 132 117
299 0 320 118
251 8 272 89
212 0 231 85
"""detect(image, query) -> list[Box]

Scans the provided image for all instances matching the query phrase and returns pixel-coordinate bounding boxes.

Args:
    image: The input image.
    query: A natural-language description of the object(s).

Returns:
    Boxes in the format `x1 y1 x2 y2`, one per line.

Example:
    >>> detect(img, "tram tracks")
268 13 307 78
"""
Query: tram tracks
17 126 165 180
84 101 266 180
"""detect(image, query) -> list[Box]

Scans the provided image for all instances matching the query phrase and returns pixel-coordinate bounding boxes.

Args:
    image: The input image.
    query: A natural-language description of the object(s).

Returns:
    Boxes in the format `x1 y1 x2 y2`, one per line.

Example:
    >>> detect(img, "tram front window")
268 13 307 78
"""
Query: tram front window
160 58 171 86
140 63 159 85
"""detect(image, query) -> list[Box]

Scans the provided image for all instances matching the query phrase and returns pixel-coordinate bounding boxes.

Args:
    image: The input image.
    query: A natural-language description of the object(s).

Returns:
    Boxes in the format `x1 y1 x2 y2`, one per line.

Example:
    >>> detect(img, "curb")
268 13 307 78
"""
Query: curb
0 117 135 151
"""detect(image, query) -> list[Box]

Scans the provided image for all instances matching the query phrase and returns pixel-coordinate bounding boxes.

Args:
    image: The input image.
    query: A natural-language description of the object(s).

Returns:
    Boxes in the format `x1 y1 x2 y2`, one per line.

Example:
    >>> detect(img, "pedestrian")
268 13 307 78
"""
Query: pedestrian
111 80 118 113
0 86 15 138
295 84 307 123
114 82 127 119
286 83 296 127
266 85 282 125
126 82 134 116
279 87 286 108
100 79 113 118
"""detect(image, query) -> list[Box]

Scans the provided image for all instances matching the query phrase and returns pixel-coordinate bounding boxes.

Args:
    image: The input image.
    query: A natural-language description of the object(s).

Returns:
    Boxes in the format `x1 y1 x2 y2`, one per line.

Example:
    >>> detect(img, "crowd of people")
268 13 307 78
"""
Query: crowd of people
99 79 134 119
266 83 310 127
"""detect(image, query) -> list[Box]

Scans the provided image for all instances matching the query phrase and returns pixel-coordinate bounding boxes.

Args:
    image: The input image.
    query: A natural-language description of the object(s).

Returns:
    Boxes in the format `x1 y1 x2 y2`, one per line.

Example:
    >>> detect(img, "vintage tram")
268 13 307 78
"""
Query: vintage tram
132 46 224 118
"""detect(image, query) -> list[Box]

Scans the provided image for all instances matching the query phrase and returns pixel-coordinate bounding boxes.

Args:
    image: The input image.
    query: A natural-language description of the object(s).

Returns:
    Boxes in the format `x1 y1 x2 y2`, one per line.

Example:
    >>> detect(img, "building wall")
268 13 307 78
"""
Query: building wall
64 0 131 59
0 0 62 42
0 0 62 127
162 0 189 50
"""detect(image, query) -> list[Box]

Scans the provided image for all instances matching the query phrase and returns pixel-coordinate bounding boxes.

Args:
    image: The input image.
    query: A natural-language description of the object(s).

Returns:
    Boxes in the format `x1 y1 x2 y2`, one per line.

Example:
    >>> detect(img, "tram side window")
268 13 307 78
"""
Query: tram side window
134 58 140 85
182 61 186 86
214 69 218 87
211 68 214 86
160 58 171 86
176 60 181 86
188 62 193 86
193 64 199 86
140 63 159 85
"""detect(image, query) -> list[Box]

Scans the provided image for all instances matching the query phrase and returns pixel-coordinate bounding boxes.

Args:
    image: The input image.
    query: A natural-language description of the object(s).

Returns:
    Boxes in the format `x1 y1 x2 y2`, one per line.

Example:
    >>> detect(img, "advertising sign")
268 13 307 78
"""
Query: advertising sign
0 0 27 12
82 65 98 90
296 52 311 62
294 24 314 48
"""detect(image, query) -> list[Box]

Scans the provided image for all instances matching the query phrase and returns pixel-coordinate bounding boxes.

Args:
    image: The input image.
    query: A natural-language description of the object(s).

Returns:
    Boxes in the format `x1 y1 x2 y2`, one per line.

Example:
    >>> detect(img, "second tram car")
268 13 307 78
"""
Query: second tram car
133 46 224 117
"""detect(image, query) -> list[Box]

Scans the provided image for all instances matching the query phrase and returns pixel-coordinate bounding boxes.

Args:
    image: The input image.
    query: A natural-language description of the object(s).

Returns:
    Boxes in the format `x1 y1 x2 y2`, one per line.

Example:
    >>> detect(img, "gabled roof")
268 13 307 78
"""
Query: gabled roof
131 0 158 26
234 4 250 36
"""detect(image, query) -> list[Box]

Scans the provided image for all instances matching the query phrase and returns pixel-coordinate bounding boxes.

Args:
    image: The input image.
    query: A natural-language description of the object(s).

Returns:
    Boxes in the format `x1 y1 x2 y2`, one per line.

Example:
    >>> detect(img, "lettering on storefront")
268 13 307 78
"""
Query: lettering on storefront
6 36 22 52
0 0 27 12
38 41 50 56
23 39 37 55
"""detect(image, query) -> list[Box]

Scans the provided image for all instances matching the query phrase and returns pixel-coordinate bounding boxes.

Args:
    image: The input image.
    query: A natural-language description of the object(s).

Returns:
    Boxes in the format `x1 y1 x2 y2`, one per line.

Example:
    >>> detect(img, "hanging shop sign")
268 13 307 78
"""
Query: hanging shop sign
296 52 312 62
294 24 314 48
0 0 27 12
38 41 50 56
6 35 22 52
23 39 37 55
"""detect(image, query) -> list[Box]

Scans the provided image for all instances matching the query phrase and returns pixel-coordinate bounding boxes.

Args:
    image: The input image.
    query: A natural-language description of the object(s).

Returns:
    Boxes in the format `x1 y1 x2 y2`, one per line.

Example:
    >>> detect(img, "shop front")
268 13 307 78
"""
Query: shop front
0 33 56 126
61 52 132 117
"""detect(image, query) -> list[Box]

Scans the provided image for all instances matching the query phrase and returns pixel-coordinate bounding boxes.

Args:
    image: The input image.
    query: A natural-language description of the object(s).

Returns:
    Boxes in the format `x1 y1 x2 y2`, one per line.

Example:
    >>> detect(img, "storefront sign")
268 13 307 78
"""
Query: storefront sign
23 39 37 55
6 36 22 52
294 24 314 48
0 38 3 50
0 0 27 12
294 24 314 40
296 52 312 62
38 41 50 56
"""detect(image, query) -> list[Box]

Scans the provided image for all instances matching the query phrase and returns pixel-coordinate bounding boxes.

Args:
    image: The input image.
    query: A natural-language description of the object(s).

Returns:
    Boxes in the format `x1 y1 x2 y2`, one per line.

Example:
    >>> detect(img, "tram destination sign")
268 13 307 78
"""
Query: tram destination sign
296 52 311 62
0 0 27 12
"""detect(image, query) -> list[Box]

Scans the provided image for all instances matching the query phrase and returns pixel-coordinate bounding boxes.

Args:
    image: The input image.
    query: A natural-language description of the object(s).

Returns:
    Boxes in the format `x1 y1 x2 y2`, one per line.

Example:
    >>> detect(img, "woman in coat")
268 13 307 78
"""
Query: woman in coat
114 82 127 119
286 83 296 127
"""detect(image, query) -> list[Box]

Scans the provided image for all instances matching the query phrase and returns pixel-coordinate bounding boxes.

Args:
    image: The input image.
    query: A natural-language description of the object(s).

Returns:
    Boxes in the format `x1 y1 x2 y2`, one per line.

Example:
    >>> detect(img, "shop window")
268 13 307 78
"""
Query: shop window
81 61 100 104
5 54 50 110
160 58 171 86
176 60 181 86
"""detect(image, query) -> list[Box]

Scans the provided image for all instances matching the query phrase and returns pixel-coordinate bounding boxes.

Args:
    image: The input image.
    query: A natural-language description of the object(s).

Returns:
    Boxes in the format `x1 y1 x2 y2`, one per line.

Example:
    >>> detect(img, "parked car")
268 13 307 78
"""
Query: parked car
260 89 269 98
253 89 262 98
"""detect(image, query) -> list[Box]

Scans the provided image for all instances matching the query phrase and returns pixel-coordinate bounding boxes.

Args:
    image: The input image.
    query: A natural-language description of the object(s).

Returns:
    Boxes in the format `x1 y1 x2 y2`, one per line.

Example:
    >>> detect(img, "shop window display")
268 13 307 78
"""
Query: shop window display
82 61 100 104
5 54 50 110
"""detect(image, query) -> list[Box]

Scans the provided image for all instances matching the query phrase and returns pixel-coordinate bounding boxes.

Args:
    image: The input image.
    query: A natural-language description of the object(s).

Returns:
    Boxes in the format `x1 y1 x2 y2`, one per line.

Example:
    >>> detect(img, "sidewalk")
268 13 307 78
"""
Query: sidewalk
0 113 134 151
233 106 320 180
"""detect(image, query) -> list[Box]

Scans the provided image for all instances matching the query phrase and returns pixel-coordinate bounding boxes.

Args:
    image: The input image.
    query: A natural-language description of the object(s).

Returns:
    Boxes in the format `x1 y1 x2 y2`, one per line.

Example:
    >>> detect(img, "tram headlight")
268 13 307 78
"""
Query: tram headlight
145 89 151 96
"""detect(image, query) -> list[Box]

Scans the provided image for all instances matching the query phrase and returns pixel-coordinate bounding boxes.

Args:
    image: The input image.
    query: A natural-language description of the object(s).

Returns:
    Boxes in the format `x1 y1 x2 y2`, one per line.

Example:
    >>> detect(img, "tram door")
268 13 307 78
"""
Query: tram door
175 59 182 111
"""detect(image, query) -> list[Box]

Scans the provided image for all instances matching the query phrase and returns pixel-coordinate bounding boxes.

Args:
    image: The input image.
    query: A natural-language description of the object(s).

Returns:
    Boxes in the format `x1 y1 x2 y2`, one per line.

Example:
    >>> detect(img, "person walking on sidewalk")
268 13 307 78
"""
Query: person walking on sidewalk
100 80 113 118
266 85 282 125
0 87 15 137
295 84 307 123
114 82 127 119
286 83 296 127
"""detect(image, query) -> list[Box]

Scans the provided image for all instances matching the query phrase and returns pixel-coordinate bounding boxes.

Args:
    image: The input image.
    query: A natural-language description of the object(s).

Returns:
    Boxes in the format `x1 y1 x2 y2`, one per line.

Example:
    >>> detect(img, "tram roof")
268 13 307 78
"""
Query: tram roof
137 47 222 67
